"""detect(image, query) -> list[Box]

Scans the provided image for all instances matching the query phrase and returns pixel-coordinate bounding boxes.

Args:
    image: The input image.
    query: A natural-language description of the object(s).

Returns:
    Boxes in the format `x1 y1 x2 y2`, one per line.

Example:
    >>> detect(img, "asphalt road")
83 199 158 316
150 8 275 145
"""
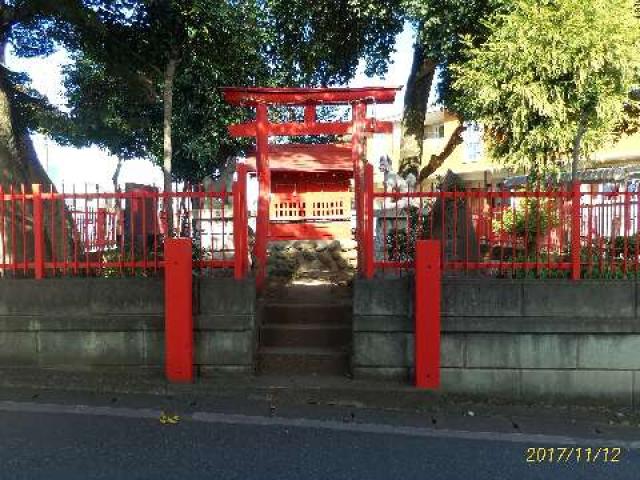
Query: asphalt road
0 399 639 479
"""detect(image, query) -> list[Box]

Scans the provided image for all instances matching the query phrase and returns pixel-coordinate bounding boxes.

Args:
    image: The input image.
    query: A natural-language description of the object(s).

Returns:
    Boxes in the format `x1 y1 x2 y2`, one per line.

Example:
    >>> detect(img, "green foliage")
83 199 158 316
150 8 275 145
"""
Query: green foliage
261 0 404 85
44 0 404 182
48 0 269 181
2 69 60 133
492 198 559 242
0 1 94 136
505 256 571 280
99 244 162 278
452 0 640 176
56 54 158 160
385 205 433 262
607 235 640 260
403 0 507 104
581 263 638 280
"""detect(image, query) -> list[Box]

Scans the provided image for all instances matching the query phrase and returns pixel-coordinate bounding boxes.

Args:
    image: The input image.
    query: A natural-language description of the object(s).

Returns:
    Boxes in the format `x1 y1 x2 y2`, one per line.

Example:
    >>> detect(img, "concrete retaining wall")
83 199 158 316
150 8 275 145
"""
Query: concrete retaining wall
0 277 256 375
353 277 640 406
196 278 256 376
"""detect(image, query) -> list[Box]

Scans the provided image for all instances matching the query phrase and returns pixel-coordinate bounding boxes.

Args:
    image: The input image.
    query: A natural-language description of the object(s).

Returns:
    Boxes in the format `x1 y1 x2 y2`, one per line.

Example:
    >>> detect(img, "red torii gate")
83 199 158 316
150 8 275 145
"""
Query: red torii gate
221 86 401 289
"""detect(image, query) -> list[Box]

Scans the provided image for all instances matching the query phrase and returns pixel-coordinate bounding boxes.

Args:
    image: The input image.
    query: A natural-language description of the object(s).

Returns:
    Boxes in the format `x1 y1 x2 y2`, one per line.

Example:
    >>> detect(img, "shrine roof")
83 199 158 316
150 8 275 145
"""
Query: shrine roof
244 143 352 173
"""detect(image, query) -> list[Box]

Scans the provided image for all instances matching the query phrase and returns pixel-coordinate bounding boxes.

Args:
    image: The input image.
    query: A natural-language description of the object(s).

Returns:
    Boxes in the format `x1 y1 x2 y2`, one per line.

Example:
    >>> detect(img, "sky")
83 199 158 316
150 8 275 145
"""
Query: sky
5 24 417 190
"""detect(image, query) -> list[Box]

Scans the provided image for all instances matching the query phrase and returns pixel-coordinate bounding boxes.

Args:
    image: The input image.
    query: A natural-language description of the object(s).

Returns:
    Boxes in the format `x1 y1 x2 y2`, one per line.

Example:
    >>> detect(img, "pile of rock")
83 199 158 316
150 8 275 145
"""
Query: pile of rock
267 239 358 283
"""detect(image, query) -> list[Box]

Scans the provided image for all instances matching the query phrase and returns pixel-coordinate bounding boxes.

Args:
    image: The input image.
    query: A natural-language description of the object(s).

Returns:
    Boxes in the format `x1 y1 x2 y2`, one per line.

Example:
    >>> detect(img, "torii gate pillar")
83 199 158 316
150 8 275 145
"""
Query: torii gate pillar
255 103 270 289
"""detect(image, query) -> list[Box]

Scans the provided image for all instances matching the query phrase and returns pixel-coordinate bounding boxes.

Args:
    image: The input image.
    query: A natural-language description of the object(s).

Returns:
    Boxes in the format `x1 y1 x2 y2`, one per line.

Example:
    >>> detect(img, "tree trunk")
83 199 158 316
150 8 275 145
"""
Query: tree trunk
571 113 588 182
111 156 123 217
162 53 178 235
0 39 69 274
399 38 437 176
112 157 123 192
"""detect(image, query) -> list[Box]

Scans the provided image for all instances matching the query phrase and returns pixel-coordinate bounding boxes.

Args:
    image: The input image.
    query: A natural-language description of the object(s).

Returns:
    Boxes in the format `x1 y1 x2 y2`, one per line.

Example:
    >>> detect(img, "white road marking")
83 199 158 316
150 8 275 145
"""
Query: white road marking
191 412 640 448
0 401 160 419
0 400 638 449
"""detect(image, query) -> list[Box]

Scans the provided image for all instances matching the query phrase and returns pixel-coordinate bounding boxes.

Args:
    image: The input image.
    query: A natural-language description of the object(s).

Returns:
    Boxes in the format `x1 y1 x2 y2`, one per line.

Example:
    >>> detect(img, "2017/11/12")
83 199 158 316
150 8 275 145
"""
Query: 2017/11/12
525 447 622 463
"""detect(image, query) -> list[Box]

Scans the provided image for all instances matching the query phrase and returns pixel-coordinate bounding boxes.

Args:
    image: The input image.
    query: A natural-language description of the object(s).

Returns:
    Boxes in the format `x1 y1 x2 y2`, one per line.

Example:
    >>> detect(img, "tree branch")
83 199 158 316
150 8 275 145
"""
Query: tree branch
399 34 437 176
418 121 466 183
571 110 588 181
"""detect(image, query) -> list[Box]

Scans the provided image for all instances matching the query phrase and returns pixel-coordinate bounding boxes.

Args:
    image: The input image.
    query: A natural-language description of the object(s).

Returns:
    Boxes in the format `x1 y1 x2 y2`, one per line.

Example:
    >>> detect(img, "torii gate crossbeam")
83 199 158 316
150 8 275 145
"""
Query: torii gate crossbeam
222 86 401 290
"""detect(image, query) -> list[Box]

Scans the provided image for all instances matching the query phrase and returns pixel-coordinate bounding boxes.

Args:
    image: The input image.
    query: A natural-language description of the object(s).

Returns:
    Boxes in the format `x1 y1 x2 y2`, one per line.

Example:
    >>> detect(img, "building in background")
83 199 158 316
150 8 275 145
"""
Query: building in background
368 108 640 190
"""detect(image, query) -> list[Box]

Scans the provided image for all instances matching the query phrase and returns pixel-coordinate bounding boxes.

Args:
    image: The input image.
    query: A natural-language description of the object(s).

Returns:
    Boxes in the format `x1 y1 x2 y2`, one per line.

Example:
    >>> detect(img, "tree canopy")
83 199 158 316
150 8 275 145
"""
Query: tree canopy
50 0 404 183
43 1 264 187
398 0 506 178
261 0 403 86
452 0 640 180
10 0 639 189
0 0 86 187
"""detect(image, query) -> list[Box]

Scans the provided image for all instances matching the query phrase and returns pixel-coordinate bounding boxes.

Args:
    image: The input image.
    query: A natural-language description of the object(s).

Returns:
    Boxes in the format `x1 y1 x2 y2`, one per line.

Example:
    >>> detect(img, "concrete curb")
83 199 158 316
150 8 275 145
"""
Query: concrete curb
0 368 638 420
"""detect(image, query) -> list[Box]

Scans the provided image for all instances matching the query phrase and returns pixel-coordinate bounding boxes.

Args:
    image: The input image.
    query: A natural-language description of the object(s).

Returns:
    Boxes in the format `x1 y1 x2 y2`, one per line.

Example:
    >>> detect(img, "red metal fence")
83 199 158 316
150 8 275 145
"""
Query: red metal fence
7 161 637 282
0 165 249 279
361 163 640 280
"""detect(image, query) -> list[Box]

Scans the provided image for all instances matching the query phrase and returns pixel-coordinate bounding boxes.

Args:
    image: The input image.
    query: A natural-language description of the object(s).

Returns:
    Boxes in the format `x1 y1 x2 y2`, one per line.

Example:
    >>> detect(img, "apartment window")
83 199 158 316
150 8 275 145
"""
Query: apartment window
463 122 484 164
425 123 445 140
465 142 483 163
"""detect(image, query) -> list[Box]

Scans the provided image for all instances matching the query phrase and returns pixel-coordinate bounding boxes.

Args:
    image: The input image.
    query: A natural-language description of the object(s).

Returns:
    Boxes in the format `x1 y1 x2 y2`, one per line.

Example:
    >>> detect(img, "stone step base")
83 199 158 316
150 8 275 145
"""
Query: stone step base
262 304 352 325
257 348 349 376
260 324 351 349
261 284 352 304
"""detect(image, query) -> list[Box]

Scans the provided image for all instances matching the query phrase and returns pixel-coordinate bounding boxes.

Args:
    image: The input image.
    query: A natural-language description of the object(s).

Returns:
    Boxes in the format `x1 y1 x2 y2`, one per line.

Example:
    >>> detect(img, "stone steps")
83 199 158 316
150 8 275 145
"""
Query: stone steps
261 284 352 304
260 324 352 349
262 304 352 325
257 347 350 376
257 281 353 376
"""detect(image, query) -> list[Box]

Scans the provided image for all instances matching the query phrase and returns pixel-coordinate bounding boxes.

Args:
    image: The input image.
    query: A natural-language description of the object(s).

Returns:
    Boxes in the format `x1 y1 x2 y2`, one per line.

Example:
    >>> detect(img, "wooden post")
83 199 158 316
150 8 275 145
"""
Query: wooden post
32 184 44 280
255 103 270 290
415 240 441 389
164 238 193 383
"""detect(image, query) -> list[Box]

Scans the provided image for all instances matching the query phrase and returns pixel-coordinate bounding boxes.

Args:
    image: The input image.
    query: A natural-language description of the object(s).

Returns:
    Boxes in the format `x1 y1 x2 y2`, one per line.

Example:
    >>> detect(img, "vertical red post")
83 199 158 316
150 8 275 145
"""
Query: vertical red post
304 104 316 125
164 238 193 383
255 103 270 290
31 184 44 279
571 182 581 281
351 102 366 274
96 208 107 247
363 163 375 279
234 163 248 280
624 189 631 273
415 239 441 389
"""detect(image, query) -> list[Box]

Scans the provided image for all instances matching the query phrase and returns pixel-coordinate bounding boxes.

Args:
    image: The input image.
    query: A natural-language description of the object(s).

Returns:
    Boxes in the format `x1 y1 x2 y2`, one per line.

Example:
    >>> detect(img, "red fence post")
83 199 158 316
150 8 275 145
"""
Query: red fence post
164 238 193 383
363 163 375 279
624 189 631 274
415 239 441 389
32 184 44 280
234 163 248 280
571 182 581 281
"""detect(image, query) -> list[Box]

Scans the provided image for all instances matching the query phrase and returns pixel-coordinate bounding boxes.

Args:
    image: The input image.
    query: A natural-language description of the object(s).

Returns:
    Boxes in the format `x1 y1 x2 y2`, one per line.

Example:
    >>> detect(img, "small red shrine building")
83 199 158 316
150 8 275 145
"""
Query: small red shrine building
246 143 353 240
